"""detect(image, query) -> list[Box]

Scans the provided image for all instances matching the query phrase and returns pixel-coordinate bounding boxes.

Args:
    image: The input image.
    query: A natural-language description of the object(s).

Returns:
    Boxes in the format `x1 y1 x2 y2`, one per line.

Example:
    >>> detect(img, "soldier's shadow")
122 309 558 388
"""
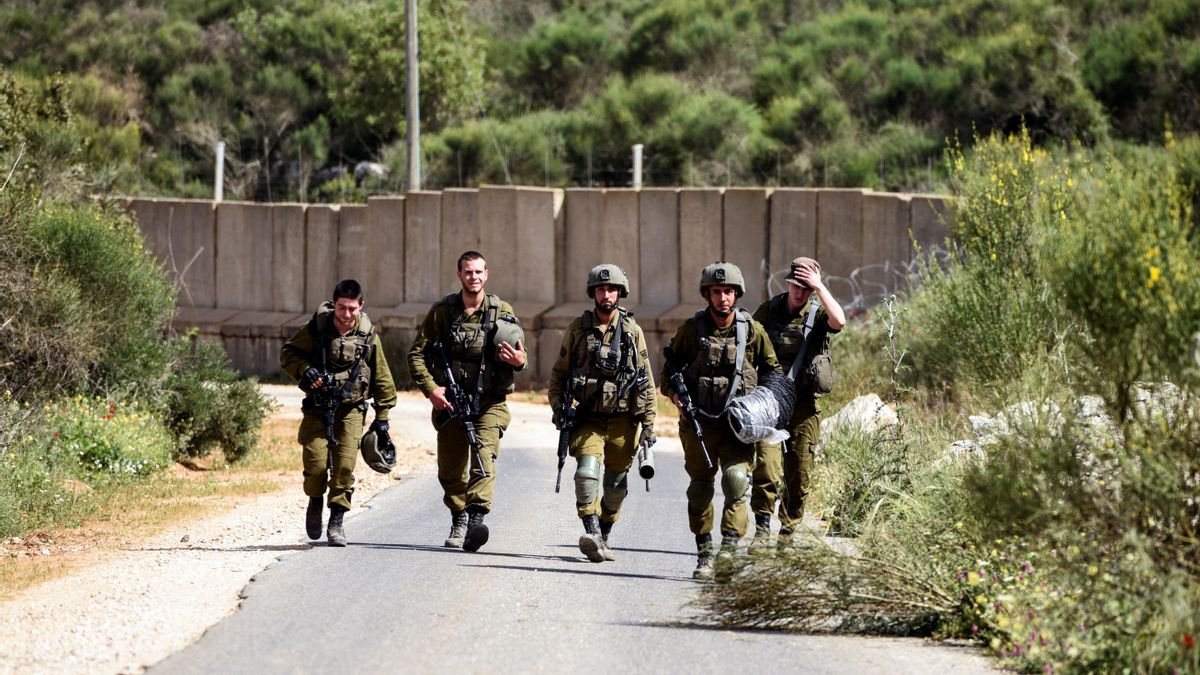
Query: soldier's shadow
354 540 579 564
546 544 694 558
458 562 697 583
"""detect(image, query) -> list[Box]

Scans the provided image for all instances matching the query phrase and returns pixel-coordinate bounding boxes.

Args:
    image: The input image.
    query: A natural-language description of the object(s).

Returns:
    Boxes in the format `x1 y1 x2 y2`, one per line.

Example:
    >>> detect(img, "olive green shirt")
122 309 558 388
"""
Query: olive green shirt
407 292 528 399
659 309 780 399
279 312 397 421
547 309 657 423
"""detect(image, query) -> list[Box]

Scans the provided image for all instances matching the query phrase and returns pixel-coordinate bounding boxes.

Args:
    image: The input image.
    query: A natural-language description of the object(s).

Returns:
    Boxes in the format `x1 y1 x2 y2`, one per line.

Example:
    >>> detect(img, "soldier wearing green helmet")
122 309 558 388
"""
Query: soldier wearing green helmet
548 264 657 562
408 251 528 553
660 262 781 579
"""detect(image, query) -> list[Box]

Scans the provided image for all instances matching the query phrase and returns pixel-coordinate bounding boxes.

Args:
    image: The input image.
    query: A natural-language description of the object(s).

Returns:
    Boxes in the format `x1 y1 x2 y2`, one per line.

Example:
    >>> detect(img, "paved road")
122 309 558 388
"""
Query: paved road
150 400 995 674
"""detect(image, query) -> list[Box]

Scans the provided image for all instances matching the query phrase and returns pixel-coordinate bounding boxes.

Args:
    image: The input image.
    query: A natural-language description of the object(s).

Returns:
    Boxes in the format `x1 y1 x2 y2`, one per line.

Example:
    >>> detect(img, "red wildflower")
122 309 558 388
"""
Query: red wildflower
1184 634 1194 649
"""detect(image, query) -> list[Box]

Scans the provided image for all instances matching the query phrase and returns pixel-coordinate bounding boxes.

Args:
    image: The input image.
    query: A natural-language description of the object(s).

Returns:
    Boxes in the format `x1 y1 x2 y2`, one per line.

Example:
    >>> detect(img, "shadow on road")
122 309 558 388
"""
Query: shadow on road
352 541 580 564
546 543 694 558
458 562 698 584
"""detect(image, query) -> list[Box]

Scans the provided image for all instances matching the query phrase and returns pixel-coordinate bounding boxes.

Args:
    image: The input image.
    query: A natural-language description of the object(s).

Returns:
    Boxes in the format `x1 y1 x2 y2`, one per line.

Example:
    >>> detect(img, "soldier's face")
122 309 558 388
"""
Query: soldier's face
787 281 812 306
592 284 620 313
332 297 363 333
458 258 488 293
705 285 737 316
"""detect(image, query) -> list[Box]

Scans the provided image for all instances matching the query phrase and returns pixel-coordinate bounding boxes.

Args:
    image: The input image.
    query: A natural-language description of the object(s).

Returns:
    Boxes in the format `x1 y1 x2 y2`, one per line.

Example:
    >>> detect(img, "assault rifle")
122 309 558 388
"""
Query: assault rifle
554 385 577 493
431 341 488 479
662 346 713 469
307 349 344 482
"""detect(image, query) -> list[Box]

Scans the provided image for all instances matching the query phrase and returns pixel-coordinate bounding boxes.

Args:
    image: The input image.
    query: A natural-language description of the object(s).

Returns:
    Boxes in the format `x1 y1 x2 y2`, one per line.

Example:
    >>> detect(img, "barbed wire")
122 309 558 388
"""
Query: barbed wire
763 245 953 317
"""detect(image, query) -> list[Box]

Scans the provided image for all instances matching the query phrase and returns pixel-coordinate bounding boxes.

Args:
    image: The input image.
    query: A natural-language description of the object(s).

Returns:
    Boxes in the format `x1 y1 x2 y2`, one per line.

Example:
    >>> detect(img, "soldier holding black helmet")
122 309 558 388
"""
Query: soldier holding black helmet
660 262 780 579
548 264 657 563
280 279 397 547
407 251 528 553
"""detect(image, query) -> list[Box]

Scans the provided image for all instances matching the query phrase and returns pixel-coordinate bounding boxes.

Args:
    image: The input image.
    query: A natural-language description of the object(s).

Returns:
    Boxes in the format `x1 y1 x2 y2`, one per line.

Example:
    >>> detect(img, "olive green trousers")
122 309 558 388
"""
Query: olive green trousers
433 401 511 513
298 402 366 511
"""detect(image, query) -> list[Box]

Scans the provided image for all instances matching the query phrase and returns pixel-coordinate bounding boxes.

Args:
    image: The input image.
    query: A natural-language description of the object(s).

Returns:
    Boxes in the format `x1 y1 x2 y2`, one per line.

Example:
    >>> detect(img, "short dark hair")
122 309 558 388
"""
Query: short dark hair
457 250 486 272
332 279 364 303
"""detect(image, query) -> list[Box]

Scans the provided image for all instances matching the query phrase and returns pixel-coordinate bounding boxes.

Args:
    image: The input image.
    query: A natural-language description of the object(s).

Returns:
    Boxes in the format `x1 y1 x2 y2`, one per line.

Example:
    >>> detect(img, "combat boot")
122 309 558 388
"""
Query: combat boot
716 529 740 562
578 515 606 563
777 527 794 550
327 505 347 547
749 515 772 554
305 496 323 540
693 533 715 580
444 510 468 548
462 506 489 552
599 519 615 561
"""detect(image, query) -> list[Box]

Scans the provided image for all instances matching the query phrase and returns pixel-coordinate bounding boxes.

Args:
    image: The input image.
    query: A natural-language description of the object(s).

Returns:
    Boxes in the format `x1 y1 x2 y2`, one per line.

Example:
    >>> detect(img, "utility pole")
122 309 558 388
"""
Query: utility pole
406 0 421 191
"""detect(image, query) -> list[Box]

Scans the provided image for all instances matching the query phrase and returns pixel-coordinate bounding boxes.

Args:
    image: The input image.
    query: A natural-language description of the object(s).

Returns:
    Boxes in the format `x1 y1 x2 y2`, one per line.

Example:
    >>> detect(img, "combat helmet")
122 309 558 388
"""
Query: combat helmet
585 264 630 299
699 261 745 297
359 428 396 474
491 315 526 354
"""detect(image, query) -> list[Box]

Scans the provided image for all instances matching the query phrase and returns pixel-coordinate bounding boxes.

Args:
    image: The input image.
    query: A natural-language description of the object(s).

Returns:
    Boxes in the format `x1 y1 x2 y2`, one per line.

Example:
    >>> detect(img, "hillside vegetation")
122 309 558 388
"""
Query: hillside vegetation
2 0 1198 199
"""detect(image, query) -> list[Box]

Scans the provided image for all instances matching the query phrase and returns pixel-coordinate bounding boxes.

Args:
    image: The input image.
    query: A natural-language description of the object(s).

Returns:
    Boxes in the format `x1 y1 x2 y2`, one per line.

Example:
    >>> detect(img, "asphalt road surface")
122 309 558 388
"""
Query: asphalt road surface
150 400 996 674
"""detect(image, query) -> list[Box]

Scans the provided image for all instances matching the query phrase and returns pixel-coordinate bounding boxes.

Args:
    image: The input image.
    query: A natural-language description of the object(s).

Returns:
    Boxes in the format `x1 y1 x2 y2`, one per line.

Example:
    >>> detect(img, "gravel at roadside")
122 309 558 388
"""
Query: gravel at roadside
0 386 435 675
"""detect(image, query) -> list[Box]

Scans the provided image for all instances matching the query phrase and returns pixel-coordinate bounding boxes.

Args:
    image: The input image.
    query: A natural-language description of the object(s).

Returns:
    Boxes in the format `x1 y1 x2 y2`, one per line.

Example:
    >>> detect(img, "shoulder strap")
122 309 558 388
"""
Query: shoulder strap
723 310 751 409
786 301 822 381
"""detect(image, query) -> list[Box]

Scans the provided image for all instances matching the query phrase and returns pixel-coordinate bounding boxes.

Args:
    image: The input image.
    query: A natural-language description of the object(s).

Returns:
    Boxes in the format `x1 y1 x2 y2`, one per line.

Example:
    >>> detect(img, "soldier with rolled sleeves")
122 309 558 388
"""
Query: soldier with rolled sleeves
660 262 780 579
750 256 845 548
407 251 528 552
280 279 397 547
548 264 656 563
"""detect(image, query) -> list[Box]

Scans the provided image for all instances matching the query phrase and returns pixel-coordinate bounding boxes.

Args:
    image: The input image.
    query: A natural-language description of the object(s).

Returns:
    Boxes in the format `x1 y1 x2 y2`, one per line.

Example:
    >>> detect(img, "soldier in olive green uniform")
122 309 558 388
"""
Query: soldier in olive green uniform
661 262 781 580
407 251 528 552
548 264 656 563
750 257 846 547
280 279 398 547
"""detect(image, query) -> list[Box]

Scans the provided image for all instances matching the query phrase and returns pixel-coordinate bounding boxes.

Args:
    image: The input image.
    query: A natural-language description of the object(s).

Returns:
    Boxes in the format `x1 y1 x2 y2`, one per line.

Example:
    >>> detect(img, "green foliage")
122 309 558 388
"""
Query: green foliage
700 136 1200 671
163 338 275 462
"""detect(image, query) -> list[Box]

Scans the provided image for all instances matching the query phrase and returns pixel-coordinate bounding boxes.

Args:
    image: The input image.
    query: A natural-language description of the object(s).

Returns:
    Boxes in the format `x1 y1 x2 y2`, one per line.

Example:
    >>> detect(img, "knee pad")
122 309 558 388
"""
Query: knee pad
600 469 629 513
721 466 750 504
574 455 601 505
686 478 715 509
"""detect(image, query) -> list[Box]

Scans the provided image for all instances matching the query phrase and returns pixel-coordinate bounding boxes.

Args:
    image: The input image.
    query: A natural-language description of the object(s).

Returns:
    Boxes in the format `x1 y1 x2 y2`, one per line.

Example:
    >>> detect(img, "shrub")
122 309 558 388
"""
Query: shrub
163 338 275 462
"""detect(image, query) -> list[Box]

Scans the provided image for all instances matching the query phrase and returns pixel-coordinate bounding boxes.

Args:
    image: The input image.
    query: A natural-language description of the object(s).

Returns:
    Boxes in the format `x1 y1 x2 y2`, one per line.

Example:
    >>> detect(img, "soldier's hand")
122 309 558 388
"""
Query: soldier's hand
430 387 453 411
369 419 393 449
300 367 323 391
640 422 657 448
497 340 526 367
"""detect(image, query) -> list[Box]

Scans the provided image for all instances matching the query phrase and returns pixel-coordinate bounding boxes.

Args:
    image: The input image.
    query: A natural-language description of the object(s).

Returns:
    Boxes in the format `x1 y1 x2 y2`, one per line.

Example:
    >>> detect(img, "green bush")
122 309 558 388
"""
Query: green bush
164 338 276 462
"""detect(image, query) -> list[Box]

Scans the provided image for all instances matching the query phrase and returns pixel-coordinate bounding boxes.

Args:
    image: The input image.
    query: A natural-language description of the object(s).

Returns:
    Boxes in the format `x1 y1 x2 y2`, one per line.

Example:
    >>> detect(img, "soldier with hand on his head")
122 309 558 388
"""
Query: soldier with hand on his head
407 251 527 553
280 279 397 547
750 257 845 549
548 264 657 563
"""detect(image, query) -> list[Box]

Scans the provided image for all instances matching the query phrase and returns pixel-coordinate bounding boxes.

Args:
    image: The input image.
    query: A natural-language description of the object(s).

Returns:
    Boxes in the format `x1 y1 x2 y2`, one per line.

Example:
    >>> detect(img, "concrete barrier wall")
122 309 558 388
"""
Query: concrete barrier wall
130 186 951 381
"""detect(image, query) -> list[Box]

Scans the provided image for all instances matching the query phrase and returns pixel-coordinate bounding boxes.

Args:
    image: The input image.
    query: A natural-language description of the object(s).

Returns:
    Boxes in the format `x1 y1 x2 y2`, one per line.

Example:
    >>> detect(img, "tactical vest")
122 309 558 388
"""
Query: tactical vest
684 309 758 416
569 309 644 414
308 303 375 404
440 292 516 399
765 294 812 365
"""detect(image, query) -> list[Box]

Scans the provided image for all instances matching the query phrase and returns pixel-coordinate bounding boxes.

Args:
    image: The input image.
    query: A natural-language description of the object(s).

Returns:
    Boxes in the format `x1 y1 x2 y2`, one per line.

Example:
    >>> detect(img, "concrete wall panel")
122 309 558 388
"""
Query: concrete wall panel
768 189 818 298
816 189 865 282
678 189 724 300
478 187 518 300
337 205 369 292
440 189 480 295
862 193 913 304
723 188 769 304
216 202 273 310
367 196 405 306
130 199 216 307
404 191 442 303
911 194 953 254
304 205 340 310
564 189 640 304
272 204 306 313
638 188 679 306
514 187 561 305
